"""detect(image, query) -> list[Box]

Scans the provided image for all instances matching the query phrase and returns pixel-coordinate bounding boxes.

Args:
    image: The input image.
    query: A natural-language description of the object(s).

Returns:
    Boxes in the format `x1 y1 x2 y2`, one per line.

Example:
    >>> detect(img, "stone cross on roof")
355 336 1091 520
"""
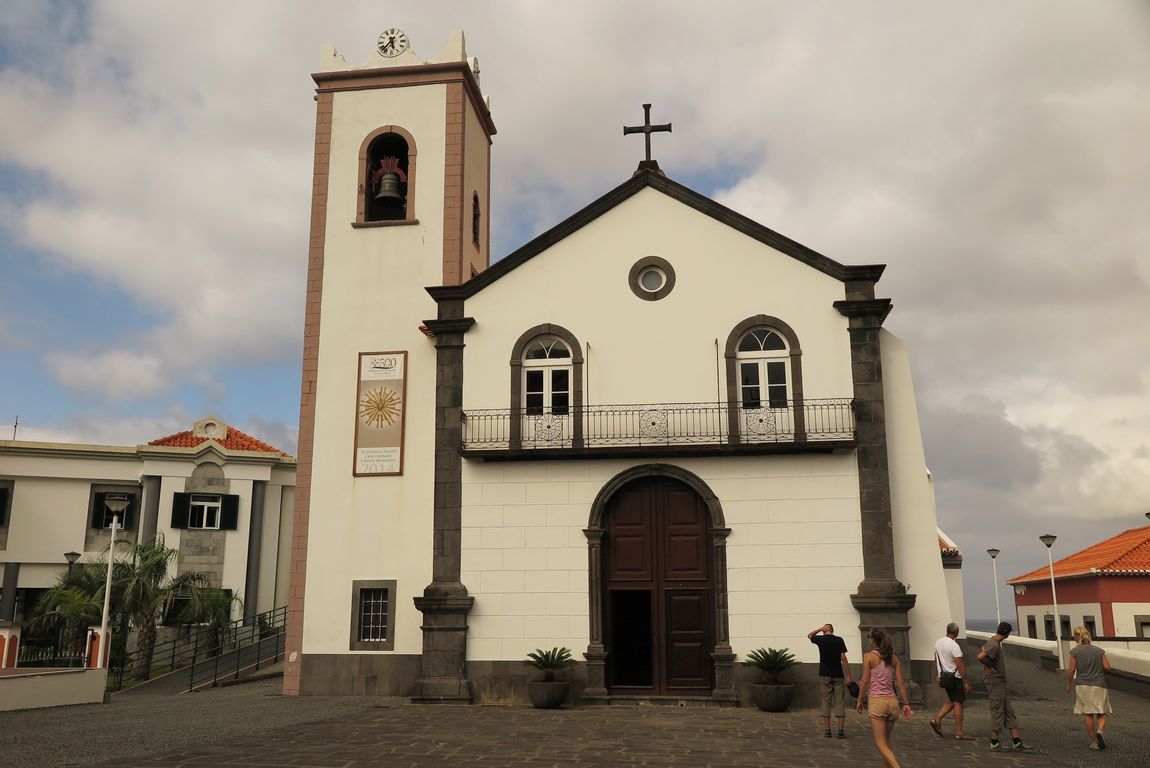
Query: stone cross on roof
623 103 672 174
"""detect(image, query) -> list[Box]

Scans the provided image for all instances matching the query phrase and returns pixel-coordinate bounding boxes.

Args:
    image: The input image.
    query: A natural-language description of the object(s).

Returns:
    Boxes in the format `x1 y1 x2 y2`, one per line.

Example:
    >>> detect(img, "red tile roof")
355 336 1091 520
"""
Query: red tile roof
149 426 291 457
1007 525 1150 584
938 530 960 555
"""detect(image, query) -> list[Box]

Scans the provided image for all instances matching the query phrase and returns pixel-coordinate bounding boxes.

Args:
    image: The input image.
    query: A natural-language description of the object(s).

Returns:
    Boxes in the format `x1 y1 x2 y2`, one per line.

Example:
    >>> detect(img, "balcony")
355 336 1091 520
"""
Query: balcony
460 399 855 461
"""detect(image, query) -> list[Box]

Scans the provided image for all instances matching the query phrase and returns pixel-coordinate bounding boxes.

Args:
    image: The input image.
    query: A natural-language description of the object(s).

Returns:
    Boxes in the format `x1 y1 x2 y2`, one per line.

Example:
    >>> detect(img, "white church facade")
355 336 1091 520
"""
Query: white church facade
284 31 955 704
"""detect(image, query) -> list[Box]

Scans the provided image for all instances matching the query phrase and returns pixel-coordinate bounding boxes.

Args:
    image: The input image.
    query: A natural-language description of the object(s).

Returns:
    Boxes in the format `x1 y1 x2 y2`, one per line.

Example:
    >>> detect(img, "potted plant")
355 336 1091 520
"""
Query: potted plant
741 647 800 712
524 646 574 709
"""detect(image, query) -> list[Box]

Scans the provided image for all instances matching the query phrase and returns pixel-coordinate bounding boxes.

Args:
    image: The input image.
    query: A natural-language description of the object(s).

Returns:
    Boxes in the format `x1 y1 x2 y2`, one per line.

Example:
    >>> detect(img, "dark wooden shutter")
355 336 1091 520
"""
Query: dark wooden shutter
91 491 108 528
220 495 240 530
0 487 8 526
171 492 191 528
122 494 138 530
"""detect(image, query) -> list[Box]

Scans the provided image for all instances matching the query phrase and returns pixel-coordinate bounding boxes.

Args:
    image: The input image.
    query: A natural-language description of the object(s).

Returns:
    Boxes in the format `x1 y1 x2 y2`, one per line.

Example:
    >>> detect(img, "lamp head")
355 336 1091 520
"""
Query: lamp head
104 496 130 514
1039 534 1057 548
987 548 1000 559
64 551 81 564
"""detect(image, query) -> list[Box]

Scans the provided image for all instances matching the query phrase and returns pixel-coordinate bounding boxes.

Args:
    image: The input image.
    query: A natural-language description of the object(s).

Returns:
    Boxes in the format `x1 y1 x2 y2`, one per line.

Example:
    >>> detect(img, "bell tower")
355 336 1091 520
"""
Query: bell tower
284 31 494 699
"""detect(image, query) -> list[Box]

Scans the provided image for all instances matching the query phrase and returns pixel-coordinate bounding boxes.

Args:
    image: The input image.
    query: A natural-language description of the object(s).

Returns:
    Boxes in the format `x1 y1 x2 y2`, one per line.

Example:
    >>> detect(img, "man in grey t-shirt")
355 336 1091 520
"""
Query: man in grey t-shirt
977 622 1034 751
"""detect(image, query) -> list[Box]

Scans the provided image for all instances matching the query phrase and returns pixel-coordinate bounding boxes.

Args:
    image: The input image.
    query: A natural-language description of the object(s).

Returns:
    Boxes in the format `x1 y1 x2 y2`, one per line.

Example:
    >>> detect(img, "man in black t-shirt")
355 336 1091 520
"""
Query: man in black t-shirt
808 623 854 738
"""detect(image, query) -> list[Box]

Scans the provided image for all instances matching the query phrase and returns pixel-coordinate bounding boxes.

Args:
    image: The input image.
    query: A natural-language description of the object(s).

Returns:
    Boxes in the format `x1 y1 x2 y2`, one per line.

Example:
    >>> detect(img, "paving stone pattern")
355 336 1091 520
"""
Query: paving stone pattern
1 656 1146 768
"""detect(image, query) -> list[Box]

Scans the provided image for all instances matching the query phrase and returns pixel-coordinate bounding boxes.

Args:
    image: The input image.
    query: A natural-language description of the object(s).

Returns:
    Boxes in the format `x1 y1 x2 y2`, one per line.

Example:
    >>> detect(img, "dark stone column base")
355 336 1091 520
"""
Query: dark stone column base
582 644 608 699
410 676 474 704
412 585 474 704
852 587 918 701
711 646 738 703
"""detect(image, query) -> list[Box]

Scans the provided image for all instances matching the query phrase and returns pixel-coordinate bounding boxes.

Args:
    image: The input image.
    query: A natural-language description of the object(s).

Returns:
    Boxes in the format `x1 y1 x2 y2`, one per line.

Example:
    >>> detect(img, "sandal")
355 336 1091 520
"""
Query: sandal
955 734 975 741
929 720 943 737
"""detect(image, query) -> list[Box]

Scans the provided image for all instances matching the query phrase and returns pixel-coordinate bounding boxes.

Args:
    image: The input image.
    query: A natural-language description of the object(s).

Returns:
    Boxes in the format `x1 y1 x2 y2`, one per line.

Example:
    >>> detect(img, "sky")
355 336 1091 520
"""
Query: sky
1 1 1148 625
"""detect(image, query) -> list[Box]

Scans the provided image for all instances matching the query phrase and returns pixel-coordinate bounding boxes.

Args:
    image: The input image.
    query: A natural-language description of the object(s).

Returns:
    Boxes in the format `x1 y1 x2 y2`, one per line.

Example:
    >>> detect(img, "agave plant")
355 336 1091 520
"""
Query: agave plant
741 647 799 685
524 646 574 682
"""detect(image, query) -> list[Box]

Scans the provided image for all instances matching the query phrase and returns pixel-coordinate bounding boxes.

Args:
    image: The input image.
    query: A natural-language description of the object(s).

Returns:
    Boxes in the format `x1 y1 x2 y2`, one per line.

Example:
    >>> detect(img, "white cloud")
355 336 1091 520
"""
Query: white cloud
46 348 168 401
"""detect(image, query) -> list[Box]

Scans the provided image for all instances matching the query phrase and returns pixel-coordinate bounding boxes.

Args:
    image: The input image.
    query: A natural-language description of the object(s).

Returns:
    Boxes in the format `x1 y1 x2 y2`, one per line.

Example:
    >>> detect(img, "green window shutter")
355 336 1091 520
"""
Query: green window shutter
220 495 240 531
91 492 108 528
0 487 8 526
171 493 191 528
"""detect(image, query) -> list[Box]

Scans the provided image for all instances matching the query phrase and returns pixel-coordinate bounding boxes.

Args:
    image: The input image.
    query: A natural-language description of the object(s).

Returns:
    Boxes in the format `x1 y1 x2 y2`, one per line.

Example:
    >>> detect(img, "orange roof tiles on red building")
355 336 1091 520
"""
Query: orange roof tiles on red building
1007 525 1150 584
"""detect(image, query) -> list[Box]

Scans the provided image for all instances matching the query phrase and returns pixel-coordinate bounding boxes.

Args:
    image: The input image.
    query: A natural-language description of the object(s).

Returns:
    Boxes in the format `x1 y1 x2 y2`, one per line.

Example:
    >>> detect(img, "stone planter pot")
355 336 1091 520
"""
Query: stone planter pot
527 680 570 709
750 683 795 712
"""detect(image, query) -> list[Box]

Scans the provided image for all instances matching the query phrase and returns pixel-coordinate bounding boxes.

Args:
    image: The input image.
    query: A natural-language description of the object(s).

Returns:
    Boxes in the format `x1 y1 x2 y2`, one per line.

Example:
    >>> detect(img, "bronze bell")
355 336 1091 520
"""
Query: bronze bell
375 172 404 201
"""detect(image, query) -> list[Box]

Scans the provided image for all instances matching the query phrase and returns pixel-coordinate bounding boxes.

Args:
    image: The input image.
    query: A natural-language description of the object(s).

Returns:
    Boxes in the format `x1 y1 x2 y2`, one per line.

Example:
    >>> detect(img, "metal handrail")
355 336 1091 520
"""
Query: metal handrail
109 605 287 691
462 398 855 450
186 610 286 691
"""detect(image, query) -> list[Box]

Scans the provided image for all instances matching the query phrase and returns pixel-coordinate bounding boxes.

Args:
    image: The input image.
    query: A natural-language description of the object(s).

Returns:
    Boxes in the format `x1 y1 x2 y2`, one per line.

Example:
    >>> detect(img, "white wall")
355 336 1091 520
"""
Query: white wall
1015 602 1103 638
301 83 452 656
461 453 866 663
881 331 954 659
1112 603 1150 636
463 187 854 410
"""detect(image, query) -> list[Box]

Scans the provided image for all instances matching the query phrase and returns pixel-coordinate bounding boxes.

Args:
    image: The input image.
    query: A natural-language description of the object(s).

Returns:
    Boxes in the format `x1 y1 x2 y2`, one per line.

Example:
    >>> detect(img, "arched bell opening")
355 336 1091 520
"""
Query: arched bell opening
365 132 410 222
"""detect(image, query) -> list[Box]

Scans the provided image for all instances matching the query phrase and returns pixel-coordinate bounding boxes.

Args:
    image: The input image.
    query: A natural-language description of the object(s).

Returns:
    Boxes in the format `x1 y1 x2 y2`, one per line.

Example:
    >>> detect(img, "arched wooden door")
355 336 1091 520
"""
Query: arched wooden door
603 476 713 695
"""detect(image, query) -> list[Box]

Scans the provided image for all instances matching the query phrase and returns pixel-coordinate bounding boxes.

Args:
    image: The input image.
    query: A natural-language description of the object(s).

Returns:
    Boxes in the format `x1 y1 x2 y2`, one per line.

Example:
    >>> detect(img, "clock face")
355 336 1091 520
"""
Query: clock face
377 28 409 58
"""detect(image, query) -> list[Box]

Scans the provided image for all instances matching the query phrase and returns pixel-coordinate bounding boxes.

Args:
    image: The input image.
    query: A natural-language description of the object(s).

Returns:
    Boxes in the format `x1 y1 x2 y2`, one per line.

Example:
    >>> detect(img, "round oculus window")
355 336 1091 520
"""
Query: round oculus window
628 256 676 301
639 266 666 292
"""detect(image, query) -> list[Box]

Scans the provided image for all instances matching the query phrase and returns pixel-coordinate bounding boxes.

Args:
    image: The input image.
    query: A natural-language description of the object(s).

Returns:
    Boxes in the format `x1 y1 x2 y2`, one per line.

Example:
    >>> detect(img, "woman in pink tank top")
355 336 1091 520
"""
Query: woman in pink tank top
856 627 913 768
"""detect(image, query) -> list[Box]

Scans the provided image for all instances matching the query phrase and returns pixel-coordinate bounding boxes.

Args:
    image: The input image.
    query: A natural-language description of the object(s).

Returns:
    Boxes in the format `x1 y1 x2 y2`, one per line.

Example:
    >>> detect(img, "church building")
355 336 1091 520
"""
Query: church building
283 30 954 705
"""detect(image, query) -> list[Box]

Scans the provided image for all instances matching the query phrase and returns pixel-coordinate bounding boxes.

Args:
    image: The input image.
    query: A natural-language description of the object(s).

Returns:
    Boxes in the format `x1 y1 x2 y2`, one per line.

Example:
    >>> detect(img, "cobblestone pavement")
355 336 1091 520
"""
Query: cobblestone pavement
1 657 1146 768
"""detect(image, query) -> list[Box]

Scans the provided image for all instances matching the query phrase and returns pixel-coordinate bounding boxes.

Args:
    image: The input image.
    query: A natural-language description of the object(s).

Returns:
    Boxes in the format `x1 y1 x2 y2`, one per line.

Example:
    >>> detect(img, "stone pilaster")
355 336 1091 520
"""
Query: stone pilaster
710 527 737 704
582 527 608 700
833 297 916 662
410 310 476 704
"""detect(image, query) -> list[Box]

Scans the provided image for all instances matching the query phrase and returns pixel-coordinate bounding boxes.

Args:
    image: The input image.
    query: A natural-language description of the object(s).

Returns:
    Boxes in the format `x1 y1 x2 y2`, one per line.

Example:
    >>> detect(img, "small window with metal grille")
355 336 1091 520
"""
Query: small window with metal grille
349 579 397 650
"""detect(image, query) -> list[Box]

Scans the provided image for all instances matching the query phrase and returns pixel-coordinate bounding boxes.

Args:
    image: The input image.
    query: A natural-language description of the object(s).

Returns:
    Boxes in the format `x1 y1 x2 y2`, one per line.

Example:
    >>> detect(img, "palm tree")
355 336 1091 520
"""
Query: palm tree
116 533 209 680
29 561 108 657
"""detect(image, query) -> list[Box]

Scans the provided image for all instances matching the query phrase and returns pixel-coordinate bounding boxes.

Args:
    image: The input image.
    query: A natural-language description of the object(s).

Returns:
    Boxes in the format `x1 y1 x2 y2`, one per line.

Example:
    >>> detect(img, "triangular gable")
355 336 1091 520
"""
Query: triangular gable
428 167 885 302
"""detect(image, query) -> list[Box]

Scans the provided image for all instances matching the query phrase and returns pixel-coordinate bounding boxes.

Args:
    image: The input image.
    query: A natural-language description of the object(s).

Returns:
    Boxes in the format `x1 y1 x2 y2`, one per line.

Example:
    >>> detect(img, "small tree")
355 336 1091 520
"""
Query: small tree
115 533 209 680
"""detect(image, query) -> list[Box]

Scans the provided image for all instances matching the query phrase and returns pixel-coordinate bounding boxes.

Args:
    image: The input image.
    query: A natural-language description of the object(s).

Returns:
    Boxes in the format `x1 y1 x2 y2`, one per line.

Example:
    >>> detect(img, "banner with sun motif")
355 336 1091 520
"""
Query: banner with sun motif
354 351 407 475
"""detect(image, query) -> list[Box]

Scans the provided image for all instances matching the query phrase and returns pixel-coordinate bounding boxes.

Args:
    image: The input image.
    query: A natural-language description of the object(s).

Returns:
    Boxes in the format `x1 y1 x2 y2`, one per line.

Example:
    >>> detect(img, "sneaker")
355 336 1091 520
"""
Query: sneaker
989 741 1001 751
1010 741 1035 751
1096 732 1106 750
929 719 943 738
824 730 832 738
1089 744 1101 751
837 731 846 739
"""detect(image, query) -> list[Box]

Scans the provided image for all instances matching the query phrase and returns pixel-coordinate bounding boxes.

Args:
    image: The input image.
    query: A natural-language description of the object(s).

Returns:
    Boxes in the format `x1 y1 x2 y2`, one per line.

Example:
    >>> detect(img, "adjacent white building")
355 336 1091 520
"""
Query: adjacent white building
0 417 295 628
283 30 958 704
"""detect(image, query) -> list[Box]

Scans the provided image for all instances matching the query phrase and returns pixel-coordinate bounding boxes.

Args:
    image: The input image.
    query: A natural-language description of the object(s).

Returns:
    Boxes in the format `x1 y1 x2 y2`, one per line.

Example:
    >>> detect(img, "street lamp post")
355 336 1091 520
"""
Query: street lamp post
1039 534 1062 670
987 548 1002 625
64 551 81 577
96 499 129 669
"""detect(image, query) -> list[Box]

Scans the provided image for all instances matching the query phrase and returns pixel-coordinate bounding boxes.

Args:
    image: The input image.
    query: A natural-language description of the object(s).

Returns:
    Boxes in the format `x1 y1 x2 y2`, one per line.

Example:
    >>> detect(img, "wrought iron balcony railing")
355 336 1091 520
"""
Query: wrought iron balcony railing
461 399 854 453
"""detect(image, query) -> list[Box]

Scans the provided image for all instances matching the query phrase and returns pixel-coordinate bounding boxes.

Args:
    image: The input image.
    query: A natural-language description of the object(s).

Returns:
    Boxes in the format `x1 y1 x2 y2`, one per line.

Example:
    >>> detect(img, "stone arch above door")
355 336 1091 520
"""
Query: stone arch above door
583 463 735 703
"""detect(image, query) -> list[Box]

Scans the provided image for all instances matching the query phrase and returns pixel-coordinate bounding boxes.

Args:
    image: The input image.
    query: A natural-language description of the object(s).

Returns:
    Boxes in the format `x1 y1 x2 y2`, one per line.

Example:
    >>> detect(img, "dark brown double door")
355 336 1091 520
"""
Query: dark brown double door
604 477 713 695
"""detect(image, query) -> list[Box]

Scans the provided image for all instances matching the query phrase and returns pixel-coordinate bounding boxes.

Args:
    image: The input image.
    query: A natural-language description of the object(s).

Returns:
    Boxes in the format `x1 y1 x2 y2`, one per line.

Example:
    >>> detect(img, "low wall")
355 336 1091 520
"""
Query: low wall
0 668 108 711
963 631 1150 698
